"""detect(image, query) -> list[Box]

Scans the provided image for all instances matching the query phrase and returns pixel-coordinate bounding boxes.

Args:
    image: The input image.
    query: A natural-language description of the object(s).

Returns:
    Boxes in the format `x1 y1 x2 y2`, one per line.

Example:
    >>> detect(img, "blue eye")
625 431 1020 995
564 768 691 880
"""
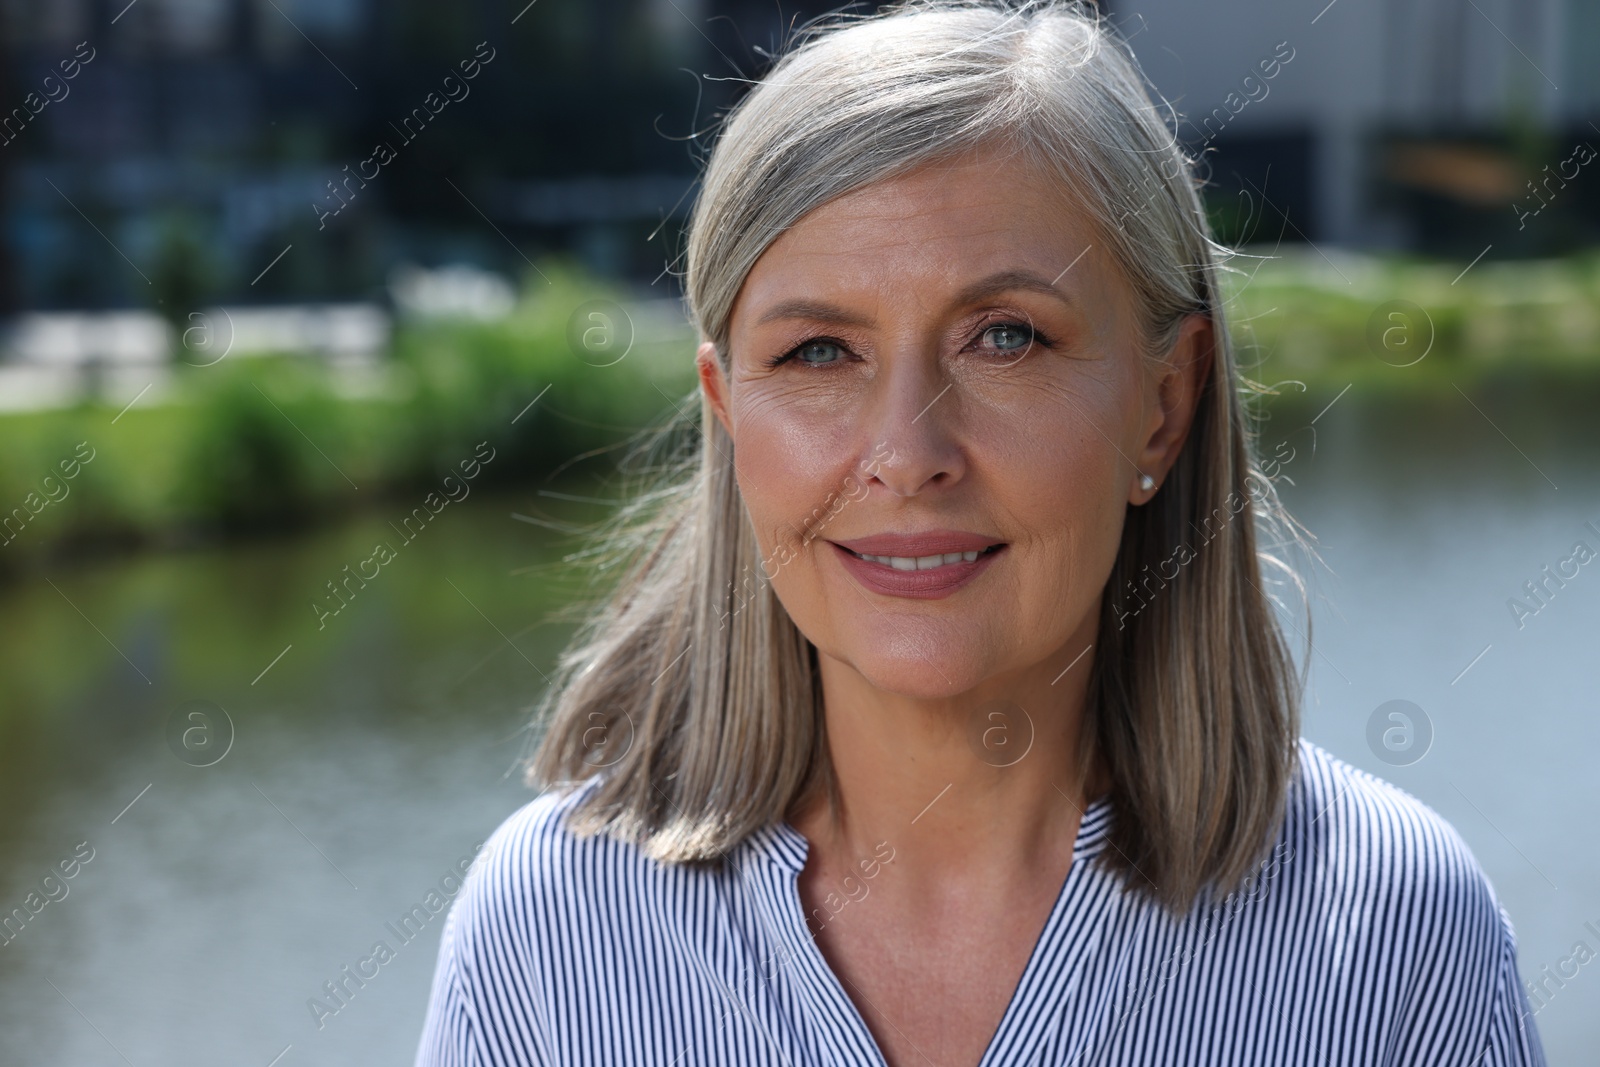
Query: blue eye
766 339 847 368
796 341 843 365
982 324 1034 352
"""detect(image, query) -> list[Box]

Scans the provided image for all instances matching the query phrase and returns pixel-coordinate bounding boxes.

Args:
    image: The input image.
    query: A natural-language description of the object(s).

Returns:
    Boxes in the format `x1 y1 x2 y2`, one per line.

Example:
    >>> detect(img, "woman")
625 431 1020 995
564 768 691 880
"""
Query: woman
416 2 1547 1064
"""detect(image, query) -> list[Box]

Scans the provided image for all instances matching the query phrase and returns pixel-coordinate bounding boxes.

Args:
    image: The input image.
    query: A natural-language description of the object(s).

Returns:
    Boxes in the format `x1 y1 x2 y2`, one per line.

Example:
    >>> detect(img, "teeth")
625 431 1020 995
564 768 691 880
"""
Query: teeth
857 550 982 569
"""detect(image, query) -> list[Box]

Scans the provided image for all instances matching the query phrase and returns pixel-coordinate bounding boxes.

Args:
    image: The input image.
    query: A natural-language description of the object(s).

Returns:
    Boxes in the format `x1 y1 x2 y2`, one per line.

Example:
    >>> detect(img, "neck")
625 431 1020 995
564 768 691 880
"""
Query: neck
788 624 1108 892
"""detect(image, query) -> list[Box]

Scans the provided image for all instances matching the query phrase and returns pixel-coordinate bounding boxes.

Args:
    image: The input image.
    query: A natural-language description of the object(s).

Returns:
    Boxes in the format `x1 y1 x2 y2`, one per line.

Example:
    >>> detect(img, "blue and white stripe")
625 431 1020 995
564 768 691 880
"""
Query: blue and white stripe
414 736 1548 1065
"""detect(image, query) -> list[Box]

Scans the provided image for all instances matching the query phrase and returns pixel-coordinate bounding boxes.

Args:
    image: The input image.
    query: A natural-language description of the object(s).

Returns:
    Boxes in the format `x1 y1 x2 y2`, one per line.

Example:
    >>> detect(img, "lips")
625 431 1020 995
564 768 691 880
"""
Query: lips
827 530 1008 600
830 531 1006 558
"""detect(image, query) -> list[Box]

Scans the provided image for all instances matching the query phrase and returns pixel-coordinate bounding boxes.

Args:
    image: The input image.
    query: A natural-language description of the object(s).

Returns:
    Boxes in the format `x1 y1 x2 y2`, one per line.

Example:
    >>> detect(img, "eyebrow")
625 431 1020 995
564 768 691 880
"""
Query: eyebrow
754 299 875 329
954 268 1077 310
753 268 1077 328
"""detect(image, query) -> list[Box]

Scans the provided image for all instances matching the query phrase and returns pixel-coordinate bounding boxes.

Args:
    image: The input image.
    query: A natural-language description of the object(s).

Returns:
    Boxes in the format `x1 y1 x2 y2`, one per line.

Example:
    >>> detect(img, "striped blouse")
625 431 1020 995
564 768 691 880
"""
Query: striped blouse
414 737 1548 1065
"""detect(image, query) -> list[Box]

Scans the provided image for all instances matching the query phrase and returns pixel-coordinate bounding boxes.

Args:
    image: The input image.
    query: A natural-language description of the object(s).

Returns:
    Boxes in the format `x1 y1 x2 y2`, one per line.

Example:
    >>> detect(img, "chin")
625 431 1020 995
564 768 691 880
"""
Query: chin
823 625 996 700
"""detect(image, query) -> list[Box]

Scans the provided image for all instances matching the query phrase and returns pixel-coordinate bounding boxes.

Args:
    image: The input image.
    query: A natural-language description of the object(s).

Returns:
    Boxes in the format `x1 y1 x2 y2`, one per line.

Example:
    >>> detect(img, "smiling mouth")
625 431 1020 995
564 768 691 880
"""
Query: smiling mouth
842 543 1006 571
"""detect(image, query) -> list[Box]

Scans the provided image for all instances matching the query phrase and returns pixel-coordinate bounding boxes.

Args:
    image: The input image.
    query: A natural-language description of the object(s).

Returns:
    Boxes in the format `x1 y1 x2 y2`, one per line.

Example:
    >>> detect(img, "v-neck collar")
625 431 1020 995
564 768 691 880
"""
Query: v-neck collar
738 793 1119 1067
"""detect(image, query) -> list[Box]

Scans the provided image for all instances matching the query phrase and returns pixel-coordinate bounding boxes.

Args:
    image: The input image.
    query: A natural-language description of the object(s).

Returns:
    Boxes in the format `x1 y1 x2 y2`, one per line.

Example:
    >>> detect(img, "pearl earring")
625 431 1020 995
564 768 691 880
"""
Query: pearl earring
1138 473 1155 492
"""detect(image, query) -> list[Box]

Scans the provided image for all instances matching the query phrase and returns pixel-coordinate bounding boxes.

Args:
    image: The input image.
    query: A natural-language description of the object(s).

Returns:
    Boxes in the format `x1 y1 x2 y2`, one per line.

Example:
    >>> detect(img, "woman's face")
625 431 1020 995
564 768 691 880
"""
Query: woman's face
697 149 1209 700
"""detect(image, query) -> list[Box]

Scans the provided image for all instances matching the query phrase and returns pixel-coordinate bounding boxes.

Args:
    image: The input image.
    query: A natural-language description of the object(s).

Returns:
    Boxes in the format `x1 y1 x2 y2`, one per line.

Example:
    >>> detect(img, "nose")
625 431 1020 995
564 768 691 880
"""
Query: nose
861 344 966 497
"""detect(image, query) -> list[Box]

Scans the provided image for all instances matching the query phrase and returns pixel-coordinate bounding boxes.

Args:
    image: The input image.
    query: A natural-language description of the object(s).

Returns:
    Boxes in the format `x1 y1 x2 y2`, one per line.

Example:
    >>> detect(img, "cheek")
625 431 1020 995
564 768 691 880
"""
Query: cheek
970 368 1128 496
970 371 1135 589
1002 423 1117 573
731 390 858 548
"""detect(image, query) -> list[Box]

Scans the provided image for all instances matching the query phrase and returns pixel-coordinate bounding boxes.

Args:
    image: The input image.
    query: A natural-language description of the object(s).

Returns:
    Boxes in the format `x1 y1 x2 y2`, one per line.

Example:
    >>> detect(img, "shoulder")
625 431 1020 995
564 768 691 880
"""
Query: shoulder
457 777 623 924
1284 736 1515 956
1279 744 1549 1061
426 781 631 1031
473 777 605 875
417 785 615 1065
1290 738 1490 886
450 776 726 956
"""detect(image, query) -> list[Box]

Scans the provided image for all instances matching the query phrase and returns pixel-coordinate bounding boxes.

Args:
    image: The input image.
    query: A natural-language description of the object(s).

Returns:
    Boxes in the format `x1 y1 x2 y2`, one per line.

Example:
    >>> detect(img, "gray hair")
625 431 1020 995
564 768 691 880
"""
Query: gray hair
526 0 1307 918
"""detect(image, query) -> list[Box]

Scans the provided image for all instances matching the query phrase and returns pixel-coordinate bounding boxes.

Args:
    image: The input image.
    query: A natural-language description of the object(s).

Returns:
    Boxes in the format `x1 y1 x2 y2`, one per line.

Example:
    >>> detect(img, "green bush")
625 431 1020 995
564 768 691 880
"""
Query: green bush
177 356 351 534
0 259 699 577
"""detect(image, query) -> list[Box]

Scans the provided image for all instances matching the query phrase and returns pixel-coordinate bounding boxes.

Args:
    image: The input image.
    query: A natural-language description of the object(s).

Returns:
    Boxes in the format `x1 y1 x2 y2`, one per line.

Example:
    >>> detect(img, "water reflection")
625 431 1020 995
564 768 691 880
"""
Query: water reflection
0 487 577 1064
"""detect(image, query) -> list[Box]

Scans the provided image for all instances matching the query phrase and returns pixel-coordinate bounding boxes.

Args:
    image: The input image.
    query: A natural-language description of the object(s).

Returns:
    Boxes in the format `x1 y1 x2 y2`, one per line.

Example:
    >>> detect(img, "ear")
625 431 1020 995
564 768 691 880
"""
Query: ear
696 341 734 438
1131 313 1214 504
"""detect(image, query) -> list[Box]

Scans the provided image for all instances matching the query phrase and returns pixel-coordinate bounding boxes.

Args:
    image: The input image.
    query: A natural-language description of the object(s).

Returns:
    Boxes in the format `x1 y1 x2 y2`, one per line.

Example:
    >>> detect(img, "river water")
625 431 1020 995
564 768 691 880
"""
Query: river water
0 388 1595 1064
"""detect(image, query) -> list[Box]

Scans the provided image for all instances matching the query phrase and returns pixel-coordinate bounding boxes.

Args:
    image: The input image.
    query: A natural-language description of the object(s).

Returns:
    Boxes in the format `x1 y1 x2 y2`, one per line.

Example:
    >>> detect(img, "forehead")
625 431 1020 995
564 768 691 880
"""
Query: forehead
732 151 1121 321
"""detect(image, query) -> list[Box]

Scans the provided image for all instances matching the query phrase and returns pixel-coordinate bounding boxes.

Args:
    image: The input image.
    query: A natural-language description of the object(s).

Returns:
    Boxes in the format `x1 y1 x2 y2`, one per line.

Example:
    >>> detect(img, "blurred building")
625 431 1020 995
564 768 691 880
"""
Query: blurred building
1117 0 1600 254
0 0 1595 320
0 0 747 315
